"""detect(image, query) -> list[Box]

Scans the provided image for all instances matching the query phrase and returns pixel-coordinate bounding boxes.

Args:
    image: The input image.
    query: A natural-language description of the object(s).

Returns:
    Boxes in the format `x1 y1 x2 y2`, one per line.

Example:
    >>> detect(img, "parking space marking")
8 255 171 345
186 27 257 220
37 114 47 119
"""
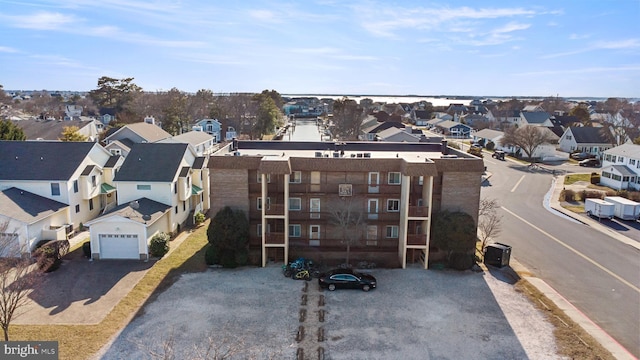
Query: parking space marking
510 175 526 193
502 206 640 294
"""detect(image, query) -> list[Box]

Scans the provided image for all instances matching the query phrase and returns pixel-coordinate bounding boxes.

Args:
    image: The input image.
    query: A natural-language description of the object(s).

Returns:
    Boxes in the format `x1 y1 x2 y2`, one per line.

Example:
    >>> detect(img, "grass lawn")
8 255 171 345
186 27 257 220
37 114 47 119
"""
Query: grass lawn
564 173 591 185
10 220 211 360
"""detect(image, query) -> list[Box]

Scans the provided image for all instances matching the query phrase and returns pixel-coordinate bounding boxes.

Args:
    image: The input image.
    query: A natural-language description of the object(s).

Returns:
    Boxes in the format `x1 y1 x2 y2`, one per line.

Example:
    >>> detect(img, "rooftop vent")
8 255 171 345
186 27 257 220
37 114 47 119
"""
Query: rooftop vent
315 152 322 157
363 153 371 158
333 152 340 158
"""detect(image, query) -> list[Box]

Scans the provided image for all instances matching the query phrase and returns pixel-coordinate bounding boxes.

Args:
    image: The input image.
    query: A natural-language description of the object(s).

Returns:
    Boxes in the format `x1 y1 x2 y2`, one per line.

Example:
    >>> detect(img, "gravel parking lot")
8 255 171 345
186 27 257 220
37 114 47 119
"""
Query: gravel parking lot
99 266 560 360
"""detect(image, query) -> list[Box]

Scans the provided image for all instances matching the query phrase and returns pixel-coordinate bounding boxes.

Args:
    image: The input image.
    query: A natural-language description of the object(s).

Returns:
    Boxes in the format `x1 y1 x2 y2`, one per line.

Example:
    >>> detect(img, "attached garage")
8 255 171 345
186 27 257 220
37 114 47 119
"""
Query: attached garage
98 234 139 259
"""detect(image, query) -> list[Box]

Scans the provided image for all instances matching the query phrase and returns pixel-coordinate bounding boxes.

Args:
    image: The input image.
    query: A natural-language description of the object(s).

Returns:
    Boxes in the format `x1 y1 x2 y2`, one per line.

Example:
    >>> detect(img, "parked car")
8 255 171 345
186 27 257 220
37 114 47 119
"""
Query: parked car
578 158 601 167
492 150 506 160
318 268 377 291
571 152 596 160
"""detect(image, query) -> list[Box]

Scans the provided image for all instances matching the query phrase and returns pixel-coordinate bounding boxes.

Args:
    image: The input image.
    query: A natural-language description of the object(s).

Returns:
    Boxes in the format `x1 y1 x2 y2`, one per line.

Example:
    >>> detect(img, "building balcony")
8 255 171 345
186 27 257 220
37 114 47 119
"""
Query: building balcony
265 204 285 216
407 234 428 246
408 206 430 217
265 232 285 245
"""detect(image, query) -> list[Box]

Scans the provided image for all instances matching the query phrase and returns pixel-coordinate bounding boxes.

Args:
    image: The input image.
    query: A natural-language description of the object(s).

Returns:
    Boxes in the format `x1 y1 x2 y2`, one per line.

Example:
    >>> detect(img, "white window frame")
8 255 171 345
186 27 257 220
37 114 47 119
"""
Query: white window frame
51 183 60 196
309 225 320 246
388 172 401 185
257 173 271 183
386 199 400 212
310 198 320 218
289 197 302 211
137 184 151 190
386 225 399 238
257 223 271 236
290 171 302 183
257 197 271 210
289 224 301 237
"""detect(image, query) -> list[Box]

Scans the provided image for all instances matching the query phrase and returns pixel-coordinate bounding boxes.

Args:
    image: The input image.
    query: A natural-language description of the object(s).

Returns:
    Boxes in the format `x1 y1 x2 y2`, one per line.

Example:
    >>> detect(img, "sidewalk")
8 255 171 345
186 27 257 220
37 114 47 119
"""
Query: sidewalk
516 175 637 360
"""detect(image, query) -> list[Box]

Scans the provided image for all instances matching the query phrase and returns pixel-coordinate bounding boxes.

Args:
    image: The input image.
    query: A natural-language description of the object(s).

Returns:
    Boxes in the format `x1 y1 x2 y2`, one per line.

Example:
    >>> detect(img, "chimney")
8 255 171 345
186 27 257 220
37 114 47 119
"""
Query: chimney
441 139 448 155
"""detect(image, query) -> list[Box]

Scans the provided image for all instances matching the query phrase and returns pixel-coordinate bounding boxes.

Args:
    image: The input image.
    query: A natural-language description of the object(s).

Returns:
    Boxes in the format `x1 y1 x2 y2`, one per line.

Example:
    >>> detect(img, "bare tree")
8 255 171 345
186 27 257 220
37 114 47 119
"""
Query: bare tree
327 197 367 266
0 220 40 341
332 97 365 140
477 198 503 257
500 125 558 162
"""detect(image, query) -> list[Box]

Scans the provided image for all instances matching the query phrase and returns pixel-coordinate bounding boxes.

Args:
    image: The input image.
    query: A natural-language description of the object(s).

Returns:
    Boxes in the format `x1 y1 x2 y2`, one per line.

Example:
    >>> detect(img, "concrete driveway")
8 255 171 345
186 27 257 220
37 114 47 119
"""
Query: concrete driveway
98 266 560 360
15 248 154 325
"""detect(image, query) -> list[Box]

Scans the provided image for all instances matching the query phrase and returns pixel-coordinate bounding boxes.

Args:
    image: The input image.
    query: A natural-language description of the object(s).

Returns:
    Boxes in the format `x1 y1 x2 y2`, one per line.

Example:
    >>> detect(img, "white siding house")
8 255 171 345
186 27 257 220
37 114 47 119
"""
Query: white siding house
600 144 640 191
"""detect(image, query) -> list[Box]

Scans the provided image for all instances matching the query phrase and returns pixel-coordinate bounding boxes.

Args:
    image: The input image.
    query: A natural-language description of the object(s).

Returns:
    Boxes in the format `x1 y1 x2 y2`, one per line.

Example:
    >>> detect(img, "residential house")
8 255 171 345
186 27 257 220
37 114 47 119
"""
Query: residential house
12 118 102 141
85 143 210 260
0 141 118 254
558 127 613 155
103 122 172 157
519 111 553 127
473 129 504 149
64 105 83 119
600 144 640 191
411 110 431 126
159 131 218 156
501 126 560 160
433 120 472 138
361 121 405 141
193 119 222 142
375 127 422 142
99 113 116 125
208 140 484 269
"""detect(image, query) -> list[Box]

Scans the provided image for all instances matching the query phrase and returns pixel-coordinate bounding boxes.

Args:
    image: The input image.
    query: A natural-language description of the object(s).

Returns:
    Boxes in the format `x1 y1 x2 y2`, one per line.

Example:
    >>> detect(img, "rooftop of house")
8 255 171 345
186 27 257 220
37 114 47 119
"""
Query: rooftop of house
474 128 504 139
521 111 551 124
568 126 611 144
88 197 171 226
11 118 97 140
107 122 172 143
604 143 640 158
114 143 189 182
0 140 97 181
159 131 215 146
0 187 68 224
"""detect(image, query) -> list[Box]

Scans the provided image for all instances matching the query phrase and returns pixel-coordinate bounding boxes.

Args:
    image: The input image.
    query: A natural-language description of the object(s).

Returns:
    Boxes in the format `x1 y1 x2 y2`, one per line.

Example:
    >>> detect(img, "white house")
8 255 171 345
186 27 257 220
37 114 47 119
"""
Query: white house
159 131 217 156
600 143 640 191
104 122 172 157
86 143 210 260
558 127 613 155
0 141 119 254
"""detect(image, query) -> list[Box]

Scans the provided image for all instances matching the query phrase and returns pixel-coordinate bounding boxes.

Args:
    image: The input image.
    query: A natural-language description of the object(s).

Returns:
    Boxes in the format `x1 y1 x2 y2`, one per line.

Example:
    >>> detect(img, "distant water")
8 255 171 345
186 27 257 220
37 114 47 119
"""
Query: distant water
283 94 630 106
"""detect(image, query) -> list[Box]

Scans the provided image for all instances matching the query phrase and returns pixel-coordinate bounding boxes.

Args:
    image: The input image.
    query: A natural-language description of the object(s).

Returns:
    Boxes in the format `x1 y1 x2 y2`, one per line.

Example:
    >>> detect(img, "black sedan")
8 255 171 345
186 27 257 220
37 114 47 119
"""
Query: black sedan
318 268 377 291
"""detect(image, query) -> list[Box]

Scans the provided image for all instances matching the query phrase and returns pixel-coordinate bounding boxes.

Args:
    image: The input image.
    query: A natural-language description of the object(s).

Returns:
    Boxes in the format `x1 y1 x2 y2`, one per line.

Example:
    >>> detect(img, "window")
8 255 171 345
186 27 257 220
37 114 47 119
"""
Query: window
174 182 177 194
75 204 80 213
137 184 151 190
289 224 301 237
257 173 271 183
257 197 271 210
73 180 79 193
175 206 178 214
618 157 624 163
418 176 424 185
257 223 271 236
388 172 401 185
387 199 400 212
309 225 320 246
310 198 320 218
290 171 302 183
366 225 378 246
630 159 636 166
89 199 94 211
612 174 622 181
183 201 186 211
289 198 302 211
91 175 97 187
386 225 399 238
565 135 572 140
51 183 60 196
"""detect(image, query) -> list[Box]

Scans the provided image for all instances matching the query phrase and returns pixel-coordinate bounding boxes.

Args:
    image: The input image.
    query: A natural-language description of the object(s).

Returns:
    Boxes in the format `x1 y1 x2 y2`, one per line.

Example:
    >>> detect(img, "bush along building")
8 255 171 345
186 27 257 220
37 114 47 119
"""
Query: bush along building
208 140 484 269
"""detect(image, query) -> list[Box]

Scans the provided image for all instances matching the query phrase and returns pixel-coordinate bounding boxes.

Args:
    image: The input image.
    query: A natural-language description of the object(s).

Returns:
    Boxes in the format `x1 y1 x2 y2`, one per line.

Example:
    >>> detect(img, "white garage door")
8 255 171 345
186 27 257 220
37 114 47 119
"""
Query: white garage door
99 234 139 259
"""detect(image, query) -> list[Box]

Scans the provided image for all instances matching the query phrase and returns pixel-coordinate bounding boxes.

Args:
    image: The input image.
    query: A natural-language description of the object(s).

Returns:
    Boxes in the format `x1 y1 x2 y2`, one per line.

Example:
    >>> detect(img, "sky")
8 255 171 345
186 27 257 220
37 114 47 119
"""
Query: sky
0 0 639 98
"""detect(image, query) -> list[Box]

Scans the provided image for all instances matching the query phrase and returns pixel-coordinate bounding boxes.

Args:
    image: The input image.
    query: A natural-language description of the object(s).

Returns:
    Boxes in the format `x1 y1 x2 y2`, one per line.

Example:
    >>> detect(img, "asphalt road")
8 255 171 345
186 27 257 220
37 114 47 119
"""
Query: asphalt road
481 156 640 358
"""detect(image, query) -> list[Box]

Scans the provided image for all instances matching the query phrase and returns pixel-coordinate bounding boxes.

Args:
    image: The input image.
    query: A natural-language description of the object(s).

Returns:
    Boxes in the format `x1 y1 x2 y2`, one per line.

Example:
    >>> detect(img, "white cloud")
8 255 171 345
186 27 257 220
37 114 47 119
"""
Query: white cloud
492 22 530 34
4 11 78 30
515 65 640 76
0 46 19 53
569 33 590 40
248 9 281 23
541 38 640 59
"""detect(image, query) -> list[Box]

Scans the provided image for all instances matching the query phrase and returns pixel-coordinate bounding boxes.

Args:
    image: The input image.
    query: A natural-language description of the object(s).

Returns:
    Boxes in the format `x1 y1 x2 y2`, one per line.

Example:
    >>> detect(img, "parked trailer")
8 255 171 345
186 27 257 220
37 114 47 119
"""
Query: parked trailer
603 196 640 221
584 198 615 219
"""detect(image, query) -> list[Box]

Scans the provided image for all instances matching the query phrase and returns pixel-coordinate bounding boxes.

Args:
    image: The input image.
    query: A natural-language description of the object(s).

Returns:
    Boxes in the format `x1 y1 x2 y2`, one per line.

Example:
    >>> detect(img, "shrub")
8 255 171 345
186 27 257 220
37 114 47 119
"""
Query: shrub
149 232 170 258
204 244 219 265
194 211 205 227
485 141 495 151
449 252 475 270
220 249 238 268
448 142 460 150
235 248 249 266
628 192 640 202
583 190 604 200
562 189 575 201
616 190 629 199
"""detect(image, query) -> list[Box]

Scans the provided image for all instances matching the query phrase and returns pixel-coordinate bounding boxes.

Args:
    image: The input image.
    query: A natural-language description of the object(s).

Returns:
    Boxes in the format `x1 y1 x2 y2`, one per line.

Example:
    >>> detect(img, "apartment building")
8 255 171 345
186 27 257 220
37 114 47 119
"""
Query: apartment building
209 140 484 269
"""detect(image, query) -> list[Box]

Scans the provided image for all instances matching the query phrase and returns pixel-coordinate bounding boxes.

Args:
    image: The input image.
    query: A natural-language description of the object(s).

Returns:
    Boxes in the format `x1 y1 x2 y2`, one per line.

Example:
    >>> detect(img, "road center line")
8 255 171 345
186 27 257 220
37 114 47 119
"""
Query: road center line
501 206 640 294
510 175 526 193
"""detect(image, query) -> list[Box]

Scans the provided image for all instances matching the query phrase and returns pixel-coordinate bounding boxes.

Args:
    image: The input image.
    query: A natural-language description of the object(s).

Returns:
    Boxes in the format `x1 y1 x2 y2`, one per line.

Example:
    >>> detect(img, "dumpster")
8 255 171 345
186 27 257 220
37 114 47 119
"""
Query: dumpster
484 243 511 268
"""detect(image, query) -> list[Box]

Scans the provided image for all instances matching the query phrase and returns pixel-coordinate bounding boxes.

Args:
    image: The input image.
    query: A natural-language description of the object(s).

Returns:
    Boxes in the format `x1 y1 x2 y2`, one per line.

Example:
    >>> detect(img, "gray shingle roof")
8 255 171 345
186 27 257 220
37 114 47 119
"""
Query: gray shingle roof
0 140 96 181
114 143 188 182
87 197 171 225
192 157 206 169
611 165 636 176
0 187 68 224
569 127 611 144
11 118 94 140
605 143 640 158
81 164 95 176
104 155 121 168
521 111 551 124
